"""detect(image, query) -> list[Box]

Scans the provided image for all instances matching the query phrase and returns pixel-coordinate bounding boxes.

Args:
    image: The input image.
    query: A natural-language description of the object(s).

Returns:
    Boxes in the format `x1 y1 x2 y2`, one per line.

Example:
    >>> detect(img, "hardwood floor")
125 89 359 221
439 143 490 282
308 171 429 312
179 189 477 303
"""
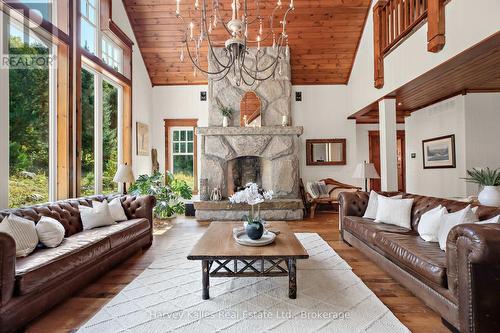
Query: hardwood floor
26 213 449 333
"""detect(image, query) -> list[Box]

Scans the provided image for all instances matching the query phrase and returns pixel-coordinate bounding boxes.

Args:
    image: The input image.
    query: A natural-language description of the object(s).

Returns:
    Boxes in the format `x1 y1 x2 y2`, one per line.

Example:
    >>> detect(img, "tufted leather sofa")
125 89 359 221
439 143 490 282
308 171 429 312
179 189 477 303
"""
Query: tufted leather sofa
0 194 155 333
339 191 500 333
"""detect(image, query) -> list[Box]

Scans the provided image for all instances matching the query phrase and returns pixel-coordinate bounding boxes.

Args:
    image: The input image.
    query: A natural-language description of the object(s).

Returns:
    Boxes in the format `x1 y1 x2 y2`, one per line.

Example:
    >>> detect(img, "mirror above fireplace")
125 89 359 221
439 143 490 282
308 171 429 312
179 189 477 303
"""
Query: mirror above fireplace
306 139 347 165
240 91 261 127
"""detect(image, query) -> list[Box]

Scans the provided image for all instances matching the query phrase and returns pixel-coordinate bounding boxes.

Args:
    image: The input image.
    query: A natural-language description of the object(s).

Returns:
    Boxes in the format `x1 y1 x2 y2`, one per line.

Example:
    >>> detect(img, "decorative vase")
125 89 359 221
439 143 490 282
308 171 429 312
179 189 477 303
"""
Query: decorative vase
222 116 229 127
478 185 500 207
199 178 210 201
245 221 264 240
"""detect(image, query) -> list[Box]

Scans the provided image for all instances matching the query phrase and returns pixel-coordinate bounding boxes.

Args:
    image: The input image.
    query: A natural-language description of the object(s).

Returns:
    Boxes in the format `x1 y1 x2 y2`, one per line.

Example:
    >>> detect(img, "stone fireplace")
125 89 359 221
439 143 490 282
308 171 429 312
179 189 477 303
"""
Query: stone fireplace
195 126 304 220
193 47 303 220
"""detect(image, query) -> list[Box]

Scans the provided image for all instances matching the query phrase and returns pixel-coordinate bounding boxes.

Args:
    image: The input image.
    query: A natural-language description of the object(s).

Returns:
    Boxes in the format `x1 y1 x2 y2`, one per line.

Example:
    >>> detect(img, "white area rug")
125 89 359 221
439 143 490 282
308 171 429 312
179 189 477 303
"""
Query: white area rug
78 233 410 333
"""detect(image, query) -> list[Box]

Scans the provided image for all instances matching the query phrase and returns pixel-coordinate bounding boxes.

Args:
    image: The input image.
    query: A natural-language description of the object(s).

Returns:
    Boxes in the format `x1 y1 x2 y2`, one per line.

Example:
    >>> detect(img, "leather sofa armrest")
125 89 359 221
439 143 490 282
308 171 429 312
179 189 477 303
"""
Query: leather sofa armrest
446 223 500 332
338 191 368 235
120 195 156 245
0 232 16 307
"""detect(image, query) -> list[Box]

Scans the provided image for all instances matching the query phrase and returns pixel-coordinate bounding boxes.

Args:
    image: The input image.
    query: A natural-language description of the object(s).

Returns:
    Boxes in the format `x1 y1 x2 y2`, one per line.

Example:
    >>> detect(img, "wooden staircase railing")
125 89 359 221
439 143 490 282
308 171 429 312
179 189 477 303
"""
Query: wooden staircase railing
373 0 446 88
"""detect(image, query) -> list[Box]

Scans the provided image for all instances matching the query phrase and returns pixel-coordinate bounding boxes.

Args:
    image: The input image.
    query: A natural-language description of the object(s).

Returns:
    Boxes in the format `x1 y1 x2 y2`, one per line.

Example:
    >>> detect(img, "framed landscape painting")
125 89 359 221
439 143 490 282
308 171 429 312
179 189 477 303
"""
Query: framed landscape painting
136 122 150 156
422 134 456 169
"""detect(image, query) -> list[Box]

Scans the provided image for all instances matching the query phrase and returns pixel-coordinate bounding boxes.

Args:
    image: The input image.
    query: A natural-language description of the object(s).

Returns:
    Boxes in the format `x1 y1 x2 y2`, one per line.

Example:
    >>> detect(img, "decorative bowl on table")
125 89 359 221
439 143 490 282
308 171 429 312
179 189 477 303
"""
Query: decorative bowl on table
233 228 277 247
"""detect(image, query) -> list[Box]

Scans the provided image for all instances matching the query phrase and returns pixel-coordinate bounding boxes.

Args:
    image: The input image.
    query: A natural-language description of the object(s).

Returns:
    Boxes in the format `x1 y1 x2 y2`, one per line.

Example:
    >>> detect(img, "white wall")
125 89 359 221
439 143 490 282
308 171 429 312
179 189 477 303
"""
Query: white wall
347 0 500 115
291 85 361 186
464 93 500 194
150 85 365 188
151 85 209 176
405 95 467 198
405 93 500 198
112 0 153 177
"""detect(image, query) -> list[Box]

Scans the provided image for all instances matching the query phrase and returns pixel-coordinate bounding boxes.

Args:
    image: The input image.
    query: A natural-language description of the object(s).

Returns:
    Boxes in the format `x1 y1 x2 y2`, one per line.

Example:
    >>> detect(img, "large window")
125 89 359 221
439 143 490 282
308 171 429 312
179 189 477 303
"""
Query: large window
80 0 97 54
5 21 55 207
80 67 122 196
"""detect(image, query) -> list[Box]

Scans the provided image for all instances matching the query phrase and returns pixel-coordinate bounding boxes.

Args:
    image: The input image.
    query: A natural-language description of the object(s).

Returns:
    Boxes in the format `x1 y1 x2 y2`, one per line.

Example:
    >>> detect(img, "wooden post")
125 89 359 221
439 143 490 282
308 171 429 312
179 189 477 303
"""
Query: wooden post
427 0 446 52
373 1 387 89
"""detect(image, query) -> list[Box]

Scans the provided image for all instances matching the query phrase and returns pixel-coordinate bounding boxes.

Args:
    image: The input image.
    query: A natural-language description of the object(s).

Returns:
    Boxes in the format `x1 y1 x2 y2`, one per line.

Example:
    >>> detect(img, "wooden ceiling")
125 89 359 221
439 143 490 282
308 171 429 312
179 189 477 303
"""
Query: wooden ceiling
123 0 372 86
350 32 500 124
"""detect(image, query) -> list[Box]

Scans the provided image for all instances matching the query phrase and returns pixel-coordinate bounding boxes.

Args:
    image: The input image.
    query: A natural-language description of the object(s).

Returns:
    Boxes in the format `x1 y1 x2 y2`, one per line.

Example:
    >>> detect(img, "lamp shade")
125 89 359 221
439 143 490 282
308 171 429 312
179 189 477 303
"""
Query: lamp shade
352 162 380 179
113 164 135 183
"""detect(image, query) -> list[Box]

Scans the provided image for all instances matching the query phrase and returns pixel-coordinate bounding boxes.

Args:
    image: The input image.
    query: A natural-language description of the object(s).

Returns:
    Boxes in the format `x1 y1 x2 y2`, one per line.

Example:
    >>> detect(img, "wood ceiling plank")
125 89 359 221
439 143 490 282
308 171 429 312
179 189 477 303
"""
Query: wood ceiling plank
124 0 371 85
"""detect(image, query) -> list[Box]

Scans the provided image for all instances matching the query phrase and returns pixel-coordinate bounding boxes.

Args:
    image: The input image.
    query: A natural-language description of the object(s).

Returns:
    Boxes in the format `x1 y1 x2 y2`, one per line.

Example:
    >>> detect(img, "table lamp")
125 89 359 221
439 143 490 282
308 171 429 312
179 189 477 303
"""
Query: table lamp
353 161 380 192
113 163 135 194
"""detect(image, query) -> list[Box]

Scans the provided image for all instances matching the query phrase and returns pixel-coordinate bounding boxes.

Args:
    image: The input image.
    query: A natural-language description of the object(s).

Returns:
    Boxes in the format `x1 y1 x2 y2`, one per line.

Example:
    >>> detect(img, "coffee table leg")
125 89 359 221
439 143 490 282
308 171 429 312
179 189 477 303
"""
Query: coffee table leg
288 259 297 299
202 260 210 300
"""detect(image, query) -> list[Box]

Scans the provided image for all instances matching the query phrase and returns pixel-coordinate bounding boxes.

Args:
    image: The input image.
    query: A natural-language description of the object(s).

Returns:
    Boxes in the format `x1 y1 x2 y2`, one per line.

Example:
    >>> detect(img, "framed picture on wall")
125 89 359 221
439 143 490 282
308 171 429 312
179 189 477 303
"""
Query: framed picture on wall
136 122 150 156
422 134 456 169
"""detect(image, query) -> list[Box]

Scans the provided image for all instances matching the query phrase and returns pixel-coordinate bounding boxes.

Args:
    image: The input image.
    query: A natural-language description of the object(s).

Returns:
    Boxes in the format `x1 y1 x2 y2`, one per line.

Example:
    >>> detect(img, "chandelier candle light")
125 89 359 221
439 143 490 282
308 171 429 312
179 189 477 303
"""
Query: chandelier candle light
175 0 295 86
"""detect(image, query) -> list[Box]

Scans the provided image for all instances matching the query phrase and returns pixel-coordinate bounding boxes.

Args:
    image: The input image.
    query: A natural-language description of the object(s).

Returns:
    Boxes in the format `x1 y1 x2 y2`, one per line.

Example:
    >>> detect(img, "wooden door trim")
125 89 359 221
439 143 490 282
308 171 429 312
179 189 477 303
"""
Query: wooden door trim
164 119 198 193
368 130 406 192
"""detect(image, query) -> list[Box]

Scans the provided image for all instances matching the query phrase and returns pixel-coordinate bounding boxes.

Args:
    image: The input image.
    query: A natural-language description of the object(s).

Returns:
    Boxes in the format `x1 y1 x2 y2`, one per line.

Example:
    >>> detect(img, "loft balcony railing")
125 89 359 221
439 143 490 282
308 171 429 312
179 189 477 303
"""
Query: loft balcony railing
373 0 447 88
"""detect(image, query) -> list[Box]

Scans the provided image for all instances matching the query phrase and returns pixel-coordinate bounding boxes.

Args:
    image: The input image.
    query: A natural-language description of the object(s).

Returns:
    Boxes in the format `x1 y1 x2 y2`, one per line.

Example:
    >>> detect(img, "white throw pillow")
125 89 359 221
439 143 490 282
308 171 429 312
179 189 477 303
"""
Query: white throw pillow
374 196 414 229
36 216 65 248
476 215 500 224
0 214 38 257
79 203 115 230
437 205 478 251
94 198 127 222
363 191 403 219
417 205 447 242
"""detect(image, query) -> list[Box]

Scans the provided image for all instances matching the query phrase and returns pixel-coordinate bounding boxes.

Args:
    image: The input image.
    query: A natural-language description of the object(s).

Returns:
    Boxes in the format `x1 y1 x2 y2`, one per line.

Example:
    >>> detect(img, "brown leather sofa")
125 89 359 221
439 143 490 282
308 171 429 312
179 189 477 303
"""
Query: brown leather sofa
339 191 500 333
0 194 155 333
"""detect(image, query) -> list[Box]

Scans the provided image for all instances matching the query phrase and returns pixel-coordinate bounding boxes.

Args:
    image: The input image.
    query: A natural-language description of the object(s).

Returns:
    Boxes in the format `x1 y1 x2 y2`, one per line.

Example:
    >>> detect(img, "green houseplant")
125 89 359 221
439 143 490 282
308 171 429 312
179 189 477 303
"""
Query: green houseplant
464 167 500 207
129 171 192 218
218 105 234 127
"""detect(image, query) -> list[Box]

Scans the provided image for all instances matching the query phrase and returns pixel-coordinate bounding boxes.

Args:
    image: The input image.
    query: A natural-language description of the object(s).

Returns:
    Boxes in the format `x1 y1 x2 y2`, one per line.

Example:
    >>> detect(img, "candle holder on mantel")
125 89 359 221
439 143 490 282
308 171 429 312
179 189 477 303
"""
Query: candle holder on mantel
281 115 289 126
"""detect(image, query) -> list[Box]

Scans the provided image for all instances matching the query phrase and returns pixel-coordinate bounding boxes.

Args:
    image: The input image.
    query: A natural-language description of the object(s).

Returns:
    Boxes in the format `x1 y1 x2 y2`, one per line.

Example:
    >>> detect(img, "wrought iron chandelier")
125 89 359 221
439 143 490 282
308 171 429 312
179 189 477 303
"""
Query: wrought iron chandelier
175 0 295 86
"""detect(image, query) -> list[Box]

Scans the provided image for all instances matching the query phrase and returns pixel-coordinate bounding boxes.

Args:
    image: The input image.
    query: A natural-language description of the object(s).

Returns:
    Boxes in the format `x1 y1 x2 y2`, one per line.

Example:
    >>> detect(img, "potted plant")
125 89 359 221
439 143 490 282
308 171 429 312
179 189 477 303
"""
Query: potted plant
464 167 500 207
229 183 273 240
219 105 233 127
129 171 192 219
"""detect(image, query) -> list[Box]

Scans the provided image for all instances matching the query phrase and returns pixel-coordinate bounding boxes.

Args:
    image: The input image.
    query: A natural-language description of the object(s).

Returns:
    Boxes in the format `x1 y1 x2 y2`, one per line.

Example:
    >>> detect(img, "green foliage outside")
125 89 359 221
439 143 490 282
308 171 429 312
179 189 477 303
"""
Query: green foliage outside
79 70 119 197
80 69 95 197
8 36 50 207
129 171 192 218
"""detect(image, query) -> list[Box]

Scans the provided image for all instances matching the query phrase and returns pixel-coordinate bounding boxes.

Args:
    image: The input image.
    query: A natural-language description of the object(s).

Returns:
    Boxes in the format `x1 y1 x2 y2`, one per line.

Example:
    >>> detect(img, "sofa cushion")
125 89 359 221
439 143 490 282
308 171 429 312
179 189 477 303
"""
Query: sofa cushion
107 218 150 248
15 218 149 295
374 232 448 287
343 216 413 246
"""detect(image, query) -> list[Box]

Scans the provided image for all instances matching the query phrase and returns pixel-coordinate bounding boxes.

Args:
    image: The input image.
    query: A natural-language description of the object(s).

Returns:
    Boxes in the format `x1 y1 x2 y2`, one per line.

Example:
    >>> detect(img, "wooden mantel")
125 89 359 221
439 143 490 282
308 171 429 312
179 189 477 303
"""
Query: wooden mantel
373 0 447 89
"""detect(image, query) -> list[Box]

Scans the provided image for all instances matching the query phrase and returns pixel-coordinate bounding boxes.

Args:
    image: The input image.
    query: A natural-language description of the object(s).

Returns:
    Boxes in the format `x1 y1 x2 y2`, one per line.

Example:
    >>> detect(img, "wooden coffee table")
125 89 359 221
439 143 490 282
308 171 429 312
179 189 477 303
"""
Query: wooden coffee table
187 221 309 299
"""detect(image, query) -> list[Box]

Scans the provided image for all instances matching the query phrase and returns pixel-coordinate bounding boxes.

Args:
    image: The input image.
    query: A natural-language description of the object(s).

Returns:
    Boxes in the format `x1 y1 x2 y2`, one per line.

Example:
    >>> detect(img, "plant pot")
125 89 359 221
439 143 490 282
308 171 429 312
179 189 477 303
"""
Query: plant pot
222 116 229 127
245 221 264 240
478 185 500 207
